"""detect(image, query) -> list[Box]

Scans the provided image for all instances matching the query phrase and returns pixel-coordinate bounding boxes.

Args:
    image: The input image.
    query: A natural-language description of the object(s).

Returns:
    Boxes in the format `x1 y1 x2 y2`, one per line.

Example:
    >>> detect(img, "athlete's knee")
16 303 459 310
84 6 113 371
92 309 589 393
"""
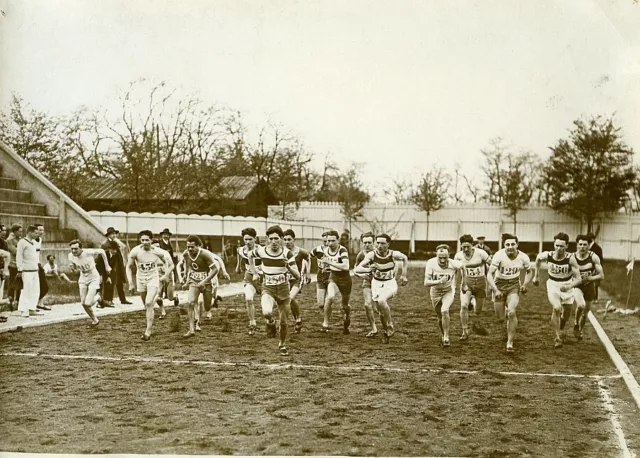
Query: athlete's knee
552 305 562 315
507 309 517 320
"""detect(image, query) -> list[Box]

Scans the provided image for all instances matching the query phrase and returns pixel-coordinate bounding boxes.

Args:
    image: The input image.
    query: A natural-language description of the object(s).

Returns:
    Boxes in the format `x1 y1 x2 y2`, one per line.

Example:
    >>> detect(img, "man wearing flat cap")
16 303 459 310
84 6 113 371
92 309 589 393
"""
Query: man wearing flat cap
474 236 492 257
103 227 132 305
158 228 179 307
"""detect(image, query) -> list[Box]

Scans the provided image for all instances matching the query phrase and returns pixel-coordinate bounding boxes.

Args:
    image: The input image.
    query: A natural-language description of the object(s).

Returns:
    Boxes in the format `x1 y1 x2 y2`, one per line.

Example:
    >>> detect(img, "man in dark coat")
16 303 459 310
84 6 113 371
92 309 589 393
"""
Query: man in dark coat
104 227 132 305
587 232 604 302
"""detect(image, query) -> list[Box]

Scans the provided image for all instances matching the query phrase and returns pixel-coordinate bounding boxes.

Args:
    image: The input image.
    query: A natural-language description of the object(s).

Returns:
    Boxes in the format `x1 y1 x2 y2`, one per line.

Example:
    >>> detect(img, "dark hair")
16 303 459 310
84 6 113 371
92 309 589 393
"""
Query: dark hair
11 224 22 233
360 231 375 242
576 234 590 244
321 231 328 238
585 232 595 243
26 225 38 233
34 223 44 229
436 244 450 252
68 239 82 248
138 230 153 240
283 229 296 239
266 225 284 238
553 232 570 244
376 233 391 243
46 254 55 261
501 233 518 245
241 227 257 238
186 235 203 246
459 234 474 244
325 230 340 239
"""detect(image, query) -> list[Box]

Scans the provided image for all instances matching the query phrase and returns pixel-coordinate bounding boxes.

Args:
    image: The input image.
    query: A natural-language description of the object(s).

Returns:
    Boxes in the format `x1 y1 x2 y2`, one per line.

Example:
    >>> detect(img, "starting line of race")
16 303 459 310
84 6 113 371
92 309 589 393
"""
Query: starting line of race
0 351 622 380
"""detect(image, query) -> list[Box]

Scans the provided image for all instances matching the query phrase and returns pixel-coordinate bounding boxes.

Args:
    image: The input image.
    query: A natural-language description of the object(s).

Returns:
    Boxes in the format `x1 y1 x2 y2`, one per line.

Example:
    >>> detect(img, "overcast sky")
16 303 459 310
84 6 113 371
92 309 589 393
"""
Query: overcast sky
1 0 639 199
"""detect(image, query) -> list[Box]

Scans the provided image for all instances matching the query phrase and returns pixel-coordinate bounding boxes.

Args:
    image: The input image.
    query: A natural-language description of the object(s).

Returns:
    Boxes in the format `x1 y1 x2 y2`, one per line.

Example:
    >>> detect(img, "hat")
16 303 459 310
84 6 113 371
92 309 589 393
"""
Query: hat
477 236 486 240
105 227 117 236
160 228 172 236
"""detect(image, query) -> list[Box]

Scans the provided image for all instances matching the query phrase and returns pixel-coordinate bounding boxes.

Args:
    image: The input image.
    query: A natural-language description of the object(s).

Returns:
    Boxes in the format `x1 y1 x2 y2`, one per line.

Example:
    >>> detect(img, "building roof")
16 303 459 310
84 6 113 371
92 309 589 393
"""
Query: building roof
82 176 261 201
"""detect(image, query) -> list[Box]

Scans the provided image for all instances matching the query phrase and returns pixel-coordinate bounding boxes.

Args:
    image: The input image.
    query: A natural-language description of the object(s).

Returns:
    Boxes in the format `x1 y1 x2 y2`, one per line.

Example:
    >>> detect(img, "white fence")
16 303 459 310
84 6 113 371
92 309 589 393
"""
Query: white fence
267 202 640 261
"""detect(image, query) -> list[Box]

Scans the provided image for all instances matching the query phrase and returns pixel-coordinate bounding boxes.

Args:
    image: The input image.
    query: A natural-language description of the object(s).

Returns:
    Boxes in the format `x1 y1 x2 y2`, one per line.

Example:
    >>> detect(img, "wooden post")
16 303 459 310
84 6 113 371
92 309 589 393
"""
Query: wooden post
539 220 544 254
409 220 415 254
456 220 461 253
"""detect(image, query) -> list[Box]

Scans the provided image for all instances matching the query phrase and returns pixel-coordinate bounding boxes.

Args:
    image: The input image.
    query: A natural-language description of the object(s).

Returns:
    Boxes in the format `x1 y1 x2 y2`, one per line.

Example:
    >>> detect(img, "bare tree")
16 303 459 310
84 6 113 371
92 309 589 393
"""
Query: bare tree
411 167 450 242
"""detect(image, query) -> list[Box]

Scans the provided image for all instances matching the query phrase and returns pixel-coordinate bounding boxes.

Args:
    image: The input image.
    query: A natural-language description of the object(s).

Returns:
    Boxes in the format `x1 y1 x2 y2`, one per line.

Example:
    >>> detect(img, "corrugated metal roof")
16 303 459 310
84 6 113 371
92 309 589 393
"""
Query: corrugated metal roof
83 176 260 201
219 176 260 200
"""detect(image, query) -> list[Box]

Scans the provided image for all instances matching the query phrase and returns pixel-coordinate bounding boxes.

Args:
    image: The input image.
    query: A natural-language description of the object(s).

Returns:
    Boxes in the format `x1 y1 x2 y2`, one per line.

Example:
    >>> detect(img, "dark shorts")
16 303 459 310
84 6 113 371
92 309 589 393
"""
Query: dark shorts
289 278 303 292
262 282 291 305
465 278 487 299
578 281 597 302
493 277 520 301
316 269 331 290
329 271 352 297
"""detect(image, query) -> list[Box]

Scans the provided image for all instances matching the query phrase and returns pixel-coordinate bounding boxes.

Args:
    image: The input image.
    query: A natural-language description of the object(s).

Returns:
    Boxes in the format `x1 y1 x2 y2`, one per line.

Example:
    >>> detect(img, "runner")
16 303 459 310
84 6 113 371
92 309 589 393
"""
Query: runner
311 232 331 310
250 225 300 356
355 233 408 343
315 230 352 334
204 250 231 321
235 227 262 335
178 235 219 338
126 230 174 340
487 233 533 353
283 229 311 333
424 244 464 347
453 234 491 340
572 234 604 340
533 232 583 348
151 239 174 320
67 239 111 327
354 232 377 337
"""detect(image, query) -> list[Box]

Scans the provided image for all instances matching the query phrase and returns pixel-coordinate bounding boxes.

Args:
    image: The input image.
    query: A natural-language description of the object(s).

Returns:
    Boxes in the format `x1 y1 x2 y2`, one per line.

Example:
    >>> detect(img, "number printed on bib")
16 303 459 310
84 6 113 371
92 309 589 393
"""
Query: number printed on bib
374 270 394 280
189 271 208 282
265 274 286 286
465 266 484 277
139 261 156 272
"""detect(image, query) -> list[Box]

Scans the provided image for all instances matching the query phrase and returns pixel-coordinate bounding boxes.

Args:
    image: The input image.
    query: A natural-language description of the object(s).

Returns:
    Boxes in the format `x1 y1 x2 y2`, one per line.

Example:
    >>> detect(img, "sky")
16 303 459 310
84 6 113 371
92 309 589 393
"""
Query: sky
1 0 639 200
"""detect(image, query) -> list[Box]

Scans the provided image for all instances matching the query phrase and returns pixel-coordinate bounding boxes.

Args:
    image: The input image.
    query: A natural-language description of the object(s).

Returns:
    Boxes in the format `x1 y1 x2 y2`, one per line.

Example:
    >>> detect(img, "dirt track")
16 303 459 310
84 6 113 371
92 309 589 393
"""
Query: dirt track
0 268 636 456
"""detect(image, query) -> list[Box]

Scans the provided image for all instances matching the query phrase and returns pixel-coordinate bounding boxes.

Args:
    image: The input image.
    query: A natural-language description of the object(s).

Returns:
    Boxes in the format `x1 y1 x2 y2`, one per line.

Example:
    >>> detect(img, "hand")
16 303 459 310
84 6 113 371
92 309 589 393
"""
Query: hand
16 271 22 278
494 288 503 300
129 285 136 294
182 282 189 290
223 272 231 281
532 277 539 287
559 285 570 293
440 277 448 284
195 281 205 289
105 266 112 274
235 267 241 274
305 274 311 284
400 276 408 286
461 284 469 294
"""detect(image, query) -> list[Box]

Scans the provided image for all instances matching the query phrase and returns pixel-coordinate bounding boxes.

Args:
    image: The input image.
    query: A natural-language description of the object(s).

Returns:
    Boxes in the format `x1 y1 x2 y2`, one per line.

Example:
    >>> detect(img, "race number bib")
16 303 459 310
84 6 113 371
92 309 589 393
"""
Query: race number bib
465 266 484 278
138 261 156 272
78 263 93 273
549 264 569 276
580 270 591 279
189 271 208 282
265 274 286 286
374 270 394 280
500 267 519 277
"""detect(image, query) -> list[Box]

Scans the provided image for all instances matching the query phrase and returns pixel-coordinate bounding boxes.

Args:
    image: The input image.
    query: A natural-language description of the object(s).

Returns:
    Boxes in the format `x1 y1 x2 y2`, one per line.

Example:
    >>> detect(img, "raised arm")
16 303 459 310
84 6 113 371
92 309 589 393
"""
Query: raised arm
354 251 374 274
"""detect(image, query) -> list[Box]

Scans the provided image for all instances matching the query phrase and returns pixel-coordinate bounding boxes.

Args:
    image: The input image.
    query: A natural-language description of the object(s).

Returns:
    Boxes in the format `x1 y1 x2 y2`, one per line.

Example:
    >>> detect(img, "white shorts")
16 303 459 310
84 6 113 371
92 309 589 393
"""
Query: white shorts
546 279 575 306
137 273 160 293
372 278 398 303
79 272 101 288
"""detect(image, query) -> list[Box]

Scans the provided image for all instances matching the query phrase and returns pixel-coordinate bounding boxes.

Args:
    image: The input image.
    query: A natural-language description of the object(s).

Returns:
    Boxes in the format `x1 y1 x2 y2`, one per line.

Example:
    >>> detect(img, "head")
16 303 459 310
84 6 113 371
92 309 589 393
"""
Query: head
476 236 486 245
69 239 83 256
241 227 257 248
436 244 450 265
576 234 590 255
161 229 171 241
553 232 570 256
138 230 153 249
501 233 519 256
106 227 117 240
322 231 329 247
283 229 296 250
360 232 375 252
586 232 595 244
186 235 203 255
0 224 6 239
11 224 23 238
266 225 284 250
325 230 340 250
376 233 391 254
34 223 44 238
46 254 56 265
105 240 119 255
460 234 474 256
25 225 38 239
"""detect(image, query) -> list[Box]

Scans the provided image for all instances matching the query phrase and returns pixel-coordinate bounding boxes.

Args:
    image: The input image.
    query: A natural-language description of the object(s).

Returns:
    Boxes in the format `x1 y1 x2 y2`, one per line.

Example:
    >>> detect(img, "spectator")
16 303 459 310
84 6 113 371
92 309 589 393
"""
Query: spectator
587 232 604 303
0 224 10 321
16 225 42 318
33 223 50 311
6 224 22 309
104 227 132 305
43 254 74 283
95 242 116 308
158 228 178 283
474 236 492 257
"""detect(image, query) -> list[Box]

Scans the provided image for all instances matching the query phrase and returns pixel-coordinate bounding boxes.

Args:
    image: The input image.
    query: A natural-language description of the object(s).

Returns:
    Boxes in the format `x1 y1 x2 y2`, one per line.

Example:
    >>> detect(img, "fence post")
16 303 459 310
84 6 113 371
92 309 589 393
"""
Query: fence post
410 220 415 254
456 220 461 253
539 220 544 254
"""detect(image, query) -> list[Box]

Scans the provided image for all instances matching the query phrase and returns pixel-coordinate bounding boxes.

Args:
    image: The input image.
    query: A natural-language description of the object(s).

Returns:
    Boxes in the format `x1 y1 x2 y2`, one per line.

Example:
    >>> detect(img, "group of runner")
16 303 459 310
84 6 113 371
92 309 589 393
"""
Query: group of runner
65 227 604 356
